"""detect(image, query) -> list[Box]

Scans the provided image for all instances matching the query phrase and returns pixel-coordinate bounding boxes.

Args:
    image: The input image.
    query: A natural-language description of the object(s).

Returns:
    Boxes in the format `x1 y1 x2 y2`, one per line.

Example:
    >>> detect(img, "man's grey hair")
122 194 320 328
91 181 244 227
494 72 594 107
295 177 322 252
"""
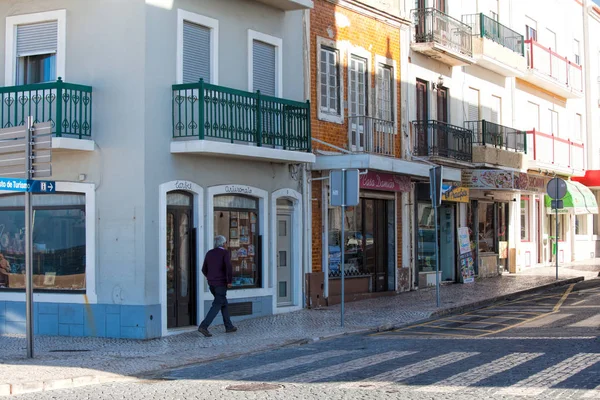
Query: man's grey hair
214 235 227 248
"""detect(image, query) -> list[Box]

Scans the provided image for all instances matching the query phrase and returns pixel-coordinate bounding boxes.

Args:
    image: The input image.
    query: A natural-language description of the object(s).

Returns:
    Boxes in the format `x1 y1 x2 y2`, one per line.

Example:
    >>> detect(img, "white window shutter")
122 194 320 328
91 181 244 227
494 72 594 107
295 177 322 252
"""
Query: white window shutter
252 40 276 96
17 21 58 57
466 88 480 121
183 21 211 84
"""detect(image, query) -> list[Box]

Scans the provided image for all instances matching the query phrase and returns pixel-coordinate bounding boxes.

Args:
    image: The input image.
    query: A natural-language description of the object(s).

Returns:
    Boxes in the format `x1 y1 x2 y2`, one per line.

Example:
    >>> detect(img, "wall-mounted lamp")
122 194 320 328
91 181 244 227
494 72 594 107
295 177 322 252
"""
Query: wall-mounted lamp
432 75 444 90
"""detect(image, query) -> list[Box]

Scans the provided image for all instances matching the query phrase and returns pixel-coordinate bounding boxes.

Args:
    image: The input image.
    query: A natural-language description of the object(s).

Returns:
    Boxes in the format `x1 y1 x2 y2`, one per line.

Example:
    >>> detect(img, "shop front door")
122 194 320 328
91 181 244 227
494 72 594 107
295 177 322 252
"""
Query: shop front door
439 204 456 281
277 213 292 305
364 199 389 292
166 193 196 329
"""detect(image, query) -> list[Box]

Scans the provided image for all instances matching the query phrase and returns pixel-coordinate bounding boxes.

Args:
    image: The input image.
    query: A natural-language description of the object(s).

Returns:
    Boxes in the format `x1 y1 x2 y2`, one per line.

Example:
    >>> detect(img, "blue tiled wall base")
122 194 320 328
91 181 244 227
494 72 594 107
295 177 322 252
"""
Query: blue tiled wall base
0 301 161 339
202 296 273 326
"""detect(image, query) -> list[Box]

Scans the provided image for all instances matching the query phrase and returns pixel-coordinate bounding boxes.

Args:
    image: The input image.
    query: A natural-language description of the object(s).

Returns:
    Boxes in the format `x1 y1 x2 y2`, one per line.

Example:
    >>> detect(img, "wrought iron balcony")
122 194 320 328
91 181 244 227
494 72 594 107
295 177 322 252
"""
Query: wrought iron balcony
462 14 524 56
464 120 526 153
0 78 92 139
411 8 473 64
348 116 395 157
412 120 473 162
172 79 311 152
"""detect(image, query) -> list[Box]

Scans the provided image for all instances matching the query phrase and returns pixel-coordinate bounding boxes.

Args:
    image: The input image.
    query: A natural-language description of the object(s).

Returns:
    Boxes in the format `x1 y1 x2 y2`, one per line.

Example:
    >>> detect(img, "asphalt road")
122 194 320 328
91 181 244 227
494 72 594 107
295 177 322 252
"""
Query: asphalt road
12 279 600 400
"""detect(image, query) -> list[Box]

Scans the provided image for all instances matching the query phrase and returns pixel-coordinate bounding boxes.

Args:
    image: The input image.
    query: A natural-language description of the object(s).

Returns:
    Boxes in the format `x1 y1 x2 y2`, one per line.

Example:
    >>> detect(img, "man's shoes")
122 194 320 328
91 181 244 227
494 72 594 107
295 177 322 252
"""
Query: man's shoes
225 326 238 333
198 327 212 337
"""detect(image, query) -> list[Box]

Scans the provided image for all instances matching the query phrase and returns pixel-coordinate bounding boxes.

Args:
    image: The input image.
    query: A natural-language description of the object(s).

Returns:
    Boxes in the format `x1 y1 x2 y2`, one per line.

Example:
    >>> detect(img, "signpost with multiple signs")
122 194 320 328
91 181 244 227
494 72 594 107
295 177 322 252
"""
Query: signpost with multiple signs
429 166 443 307
0 118 53 358
329 169 359 327
547 178 567 281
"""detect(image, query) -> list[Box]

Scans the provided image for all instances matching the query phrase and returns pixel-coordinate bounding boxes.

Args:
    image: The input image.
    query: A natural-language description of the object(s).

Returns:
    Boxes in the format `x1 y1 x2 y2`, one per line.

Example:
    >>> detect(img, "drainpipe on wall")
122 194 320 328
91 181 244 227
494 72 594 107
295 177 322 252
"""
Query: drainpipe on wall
301 8 312 307
582 0 594 170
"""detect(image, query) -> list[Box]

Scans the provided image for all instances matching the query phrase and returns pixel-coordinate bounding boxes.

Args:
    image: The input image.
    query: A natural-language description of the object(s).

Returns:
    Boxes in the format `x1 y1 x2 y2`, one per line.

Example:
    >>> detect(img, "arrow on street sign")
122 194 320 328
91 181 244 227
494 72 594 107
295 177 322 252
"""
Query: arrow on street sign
0 177 56 193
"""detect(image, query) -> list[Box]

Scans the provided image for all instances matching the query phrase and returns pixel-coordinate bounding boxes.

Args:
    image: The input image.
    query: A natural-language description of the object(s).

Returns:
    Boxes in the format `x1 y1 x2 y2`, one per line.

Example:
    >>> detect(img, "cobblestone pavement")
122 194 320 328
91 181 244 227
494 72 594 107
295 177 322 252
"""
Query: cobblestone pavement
9 279 600 399
0 267 595 395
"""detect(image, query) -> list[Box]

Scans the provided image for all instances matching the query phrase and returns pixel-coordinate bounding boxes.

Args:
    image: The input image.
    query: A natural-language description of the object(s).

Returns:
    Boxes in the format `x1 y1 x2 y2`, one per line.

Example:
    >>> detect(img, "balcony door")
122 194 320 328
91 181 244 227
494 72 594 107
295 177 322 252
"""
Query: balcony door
415 79 429 154
349 55 368 152
436 86 448 157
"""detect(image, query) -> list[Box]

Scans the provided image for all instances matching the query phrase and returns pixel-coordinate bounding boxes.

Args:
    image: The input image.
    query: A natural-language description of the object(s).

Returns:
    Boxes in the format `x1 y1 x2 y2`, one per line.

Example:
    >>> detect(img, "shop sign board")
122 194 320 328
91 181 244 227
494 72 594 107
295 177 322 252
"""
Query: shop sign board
441 185 469 203
462 170 548 192
457 227 475 284
359 171 411 192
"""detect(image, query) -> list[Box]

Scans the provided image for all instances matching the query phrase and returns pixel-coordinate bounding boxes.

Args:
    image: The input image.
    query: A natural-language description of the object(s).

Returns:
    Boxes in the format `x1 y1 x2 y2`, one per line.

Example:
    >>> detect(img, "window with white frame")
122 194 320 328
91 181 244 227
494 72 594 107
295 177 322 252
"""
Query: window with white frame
575 113 582 141
520 195 530 241
490 95 501 124
573 39 581 65
348 55 367 118
319 45 341 116
177 10 218 84
248 30 282 97
549 109 559 136
575 215 587 235
376 63 394 122
466 87 480 122
6 10 66 86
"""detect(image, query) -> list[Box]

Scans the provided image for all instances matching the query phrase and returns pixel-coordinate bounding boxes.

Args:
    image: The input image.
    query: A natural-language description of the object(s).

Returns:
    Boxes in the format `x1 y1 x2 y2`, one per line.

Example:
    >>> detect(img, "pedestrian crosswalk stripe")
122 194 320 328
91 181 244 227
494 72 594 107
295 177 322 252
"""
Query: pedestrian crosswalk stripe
276 351 415 384
496 353 600 396
416 353 543 393
582 384 600 398
568 313 600 328
341 352 478 390
518 313 572 328
212 350 351 381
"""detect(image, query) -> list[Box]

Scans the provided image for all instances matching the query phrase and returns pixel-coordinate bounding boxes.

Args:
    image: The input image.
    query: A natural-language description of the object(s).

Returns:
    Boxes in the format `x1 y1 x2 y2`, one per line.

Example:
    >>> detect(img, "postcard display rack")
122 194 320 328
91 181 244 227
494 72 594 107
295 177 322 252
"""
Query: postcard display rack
228 211 258 287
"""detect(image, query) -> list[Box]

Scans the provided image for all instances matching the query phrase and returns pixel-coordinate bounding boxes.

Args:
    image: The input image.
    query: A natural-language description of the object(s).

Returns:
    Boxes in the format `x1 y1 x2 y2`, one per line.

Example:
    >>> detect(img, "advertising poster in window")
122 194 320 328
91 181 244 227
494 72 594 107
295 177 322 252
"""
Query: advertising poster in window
457 226 475 283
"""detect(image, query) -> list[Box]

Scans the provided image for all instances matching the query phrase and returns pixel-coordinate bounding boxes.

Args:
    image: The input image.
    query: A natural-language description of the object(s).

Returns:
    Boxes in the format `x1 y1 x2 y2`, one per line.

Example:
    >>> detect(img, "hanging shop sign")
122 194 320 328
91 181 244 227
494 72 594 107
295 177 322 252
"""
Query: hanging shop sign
441 185 469 203
359 171 411 192
462 170 548 192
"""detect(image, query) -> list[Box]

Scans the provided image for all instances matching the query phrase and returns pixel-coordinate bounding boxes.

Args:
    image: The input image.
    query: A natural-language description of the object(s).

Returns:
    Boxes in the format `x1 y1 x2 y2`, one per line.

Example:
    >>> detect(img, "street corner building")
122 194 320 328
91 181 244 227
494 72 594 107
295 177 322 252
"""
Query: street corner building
0 0 315 339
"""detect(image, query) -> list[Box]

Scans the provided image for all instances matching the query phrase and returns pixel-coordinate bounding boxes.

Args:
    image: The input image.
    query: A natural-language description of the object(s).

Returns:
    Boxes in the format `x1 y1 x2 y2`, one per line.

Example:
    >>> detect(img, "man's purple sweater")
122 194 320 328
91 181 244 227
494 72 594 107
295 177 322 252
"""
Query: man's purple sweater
202 247 233 287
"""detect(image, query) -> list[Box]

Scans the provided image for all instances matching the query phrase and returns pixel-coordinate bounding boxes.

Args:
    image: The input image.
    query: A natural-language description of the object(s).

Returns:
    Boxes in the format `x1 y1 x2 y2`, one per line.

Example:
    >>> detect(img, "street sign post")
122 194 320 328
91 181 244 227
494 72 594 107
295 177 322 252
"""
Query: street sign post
429 166 443 307
547 177 567 281
330 169 359 327
0 118 52 358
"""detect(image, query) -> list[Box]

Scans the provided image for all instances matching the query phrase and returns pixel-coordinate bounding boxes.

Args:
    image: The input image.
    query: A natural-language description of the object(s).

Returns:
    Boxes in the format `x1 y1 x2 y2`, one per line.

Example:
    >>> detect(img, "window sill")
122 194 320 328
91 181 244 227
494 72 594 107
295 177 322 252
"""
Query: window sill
317 111 344 124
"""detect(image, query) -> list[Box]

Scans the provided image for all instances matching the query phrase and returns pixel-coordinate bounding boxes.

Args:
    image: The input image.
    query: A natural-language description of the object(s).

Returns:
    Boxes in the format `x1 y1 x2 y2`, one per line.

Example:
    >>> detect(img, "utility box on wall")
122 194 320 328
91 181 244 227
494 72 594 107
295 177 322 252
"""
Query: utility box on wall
305 272 324 309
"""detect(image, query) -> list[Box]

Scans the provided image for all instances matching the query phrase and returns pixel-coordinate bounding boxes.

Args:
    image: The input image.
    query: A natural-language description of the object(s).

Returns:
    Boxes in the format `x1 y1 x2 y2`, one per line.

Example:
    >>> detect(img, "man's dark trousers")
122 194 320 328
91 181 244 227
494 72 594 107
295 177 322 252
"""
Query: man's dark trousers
200 285 234 330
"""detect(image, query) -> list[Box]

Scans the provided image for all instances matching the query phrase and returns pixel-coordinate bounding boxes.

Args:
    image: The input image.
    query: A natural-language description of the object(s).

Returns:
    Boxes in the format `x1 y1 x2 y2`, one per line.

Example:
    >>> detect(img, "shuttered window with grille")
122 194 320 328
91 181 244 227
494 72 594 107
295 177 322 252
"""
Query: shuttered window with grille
16 21 58 85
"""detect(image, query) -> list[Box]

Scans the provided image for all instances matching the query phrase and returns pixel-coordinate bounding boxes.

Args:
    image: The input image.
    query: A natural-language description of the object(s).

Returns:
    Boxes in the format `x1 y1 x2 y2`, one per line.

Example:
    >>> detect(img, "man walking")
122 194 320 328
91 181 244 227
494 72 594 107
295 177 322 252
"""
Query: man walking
198 235 237 337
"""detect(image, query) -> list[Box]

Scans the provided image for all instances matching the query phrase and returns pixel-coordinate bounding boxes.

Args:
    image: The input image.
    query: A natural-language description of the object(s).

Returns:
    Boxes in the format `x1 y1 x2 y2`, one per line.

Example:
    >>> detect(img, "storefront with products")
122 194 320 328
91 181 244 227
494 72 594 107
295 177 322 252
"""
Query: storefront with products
326 171 409 303
463 170 548 275
415 183 470 287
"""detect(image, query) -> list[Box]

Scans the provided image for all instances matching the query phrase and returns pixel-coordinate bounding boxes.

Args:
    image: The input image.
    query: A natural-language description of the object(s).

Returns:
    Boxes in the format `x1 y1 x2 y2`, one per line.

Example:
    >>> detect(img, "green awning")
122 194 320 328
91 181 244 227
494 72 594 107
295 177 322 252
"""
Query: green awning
545 180 598 214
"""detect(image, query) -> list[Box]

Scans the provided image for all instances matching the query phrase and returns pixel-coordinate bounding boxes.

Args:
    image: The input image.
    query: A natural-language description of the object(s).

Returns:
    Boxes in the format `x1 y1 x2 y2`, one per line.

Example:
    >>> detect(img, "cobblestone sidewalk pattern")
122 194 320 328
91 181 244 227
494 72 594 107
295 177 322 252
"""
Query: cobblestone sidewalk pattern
0 266 596 396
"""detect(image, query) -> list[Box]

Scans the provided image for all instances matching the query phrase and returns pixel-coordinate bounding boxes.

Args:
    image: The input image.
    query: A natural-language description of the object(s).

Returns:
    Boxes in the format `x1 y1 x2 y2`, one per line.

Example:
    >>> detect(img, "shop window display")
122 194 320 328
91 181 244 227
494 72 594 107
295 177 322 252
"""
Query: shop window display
214 195 260 288
0 194 86 291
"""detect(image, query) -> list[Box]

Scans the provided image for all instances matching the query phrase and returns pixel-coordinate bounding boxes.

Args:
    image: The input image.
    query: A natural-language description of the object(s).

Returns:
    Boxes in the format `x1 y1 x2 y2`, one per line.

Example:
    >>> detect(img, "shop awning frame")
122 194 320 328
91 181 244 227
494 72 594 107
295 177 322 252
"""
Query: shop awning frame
544 180 598 214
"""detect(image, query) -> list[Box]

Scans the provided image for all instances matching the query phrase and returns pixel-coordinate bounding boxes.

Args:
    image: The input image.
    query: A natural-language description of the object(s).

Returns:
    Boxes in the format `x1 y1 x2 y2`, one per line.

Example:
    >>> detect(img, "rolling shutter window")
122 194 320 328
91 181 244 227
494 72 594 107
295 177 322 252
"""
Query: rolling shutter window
253 40 276 96
466 88 480 121
16 21 58 57
183 21 211 84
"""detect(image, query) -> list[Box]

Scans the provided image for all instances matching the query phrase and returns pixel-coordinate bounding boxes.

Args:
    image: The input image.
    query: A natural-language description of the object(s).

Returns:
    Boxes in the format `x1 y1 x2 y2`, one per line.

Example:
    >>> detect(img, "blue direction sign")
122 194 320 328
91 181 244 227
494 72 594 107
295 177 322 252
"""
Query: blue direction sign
0 178 55 193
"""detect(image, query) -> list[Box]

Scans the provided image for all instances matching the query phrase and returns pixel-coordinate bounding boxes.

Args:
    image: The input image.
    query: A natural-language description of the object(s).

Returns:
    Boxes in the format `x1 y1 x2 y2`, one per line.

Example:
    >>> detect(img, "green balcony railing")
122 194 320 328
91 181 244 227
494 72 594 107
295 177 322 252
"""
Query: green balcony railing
462 13 524 56
0 78 92 138
172 79 311 152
